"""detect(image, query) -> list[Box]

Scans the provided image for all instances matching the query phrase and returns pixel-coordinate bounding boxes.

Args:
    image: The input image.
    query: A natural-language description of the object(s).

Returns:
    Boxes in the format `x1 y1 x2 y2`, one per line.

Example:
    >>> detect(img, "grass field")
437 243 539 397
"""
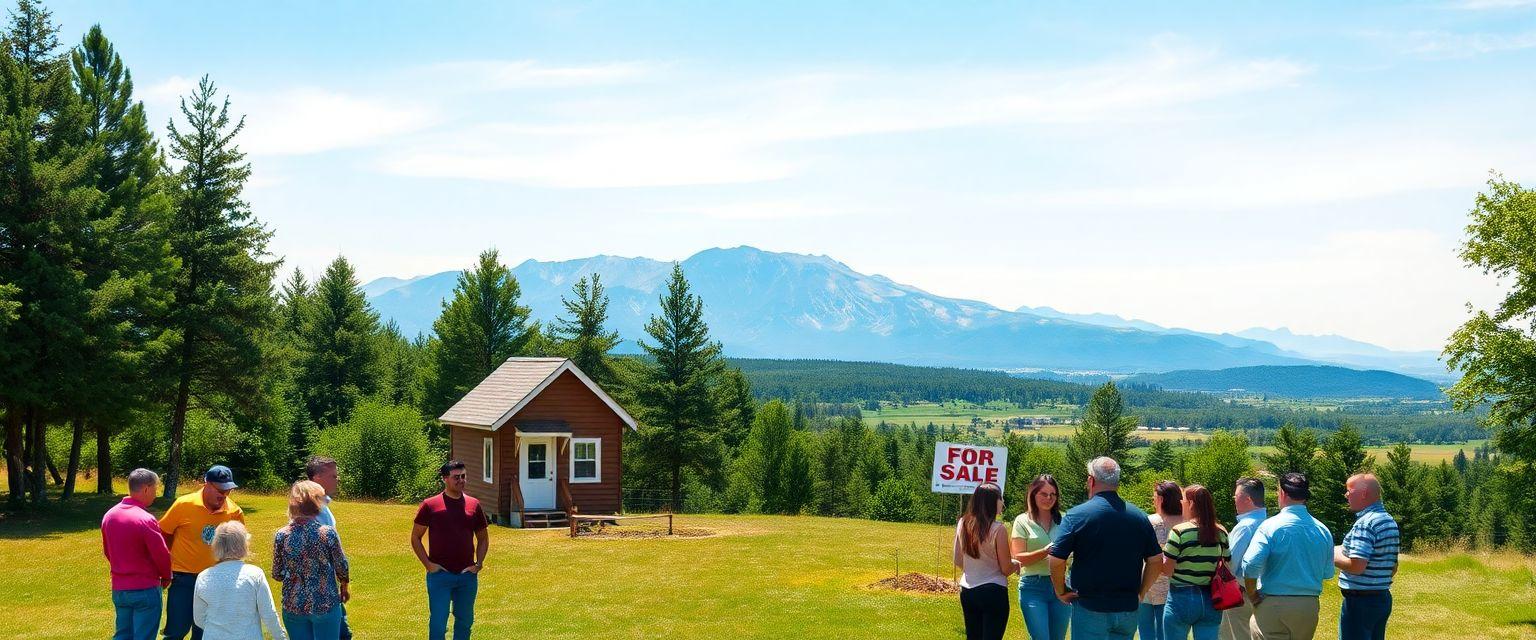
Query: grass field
4 484 1535 639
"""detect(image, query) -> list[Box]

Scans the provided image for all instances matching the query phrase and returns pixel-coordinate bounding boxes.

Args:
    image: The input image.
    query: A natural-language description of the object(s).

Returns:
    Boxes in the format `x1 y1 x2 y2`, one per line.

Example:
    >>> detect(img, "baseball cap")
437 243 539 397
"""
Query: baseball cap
204 465 238 491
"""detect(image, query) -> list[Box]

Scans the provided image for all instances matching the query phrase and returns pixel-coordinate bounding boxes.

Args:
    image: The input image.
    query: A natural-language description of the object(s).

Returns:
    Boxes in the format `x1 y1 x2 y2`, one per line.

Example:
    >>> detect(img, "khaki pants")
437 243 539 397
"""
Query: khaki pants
1250 595 1320 640
1220 599 1254 640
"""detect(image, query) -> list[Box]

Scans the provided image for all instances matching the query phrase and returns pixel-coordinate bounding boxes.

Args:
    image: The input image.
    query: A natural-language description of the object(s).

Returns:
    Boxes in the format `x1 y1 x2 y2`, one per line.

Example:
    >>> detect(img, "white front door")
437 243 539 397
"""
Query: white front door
519 437 556 510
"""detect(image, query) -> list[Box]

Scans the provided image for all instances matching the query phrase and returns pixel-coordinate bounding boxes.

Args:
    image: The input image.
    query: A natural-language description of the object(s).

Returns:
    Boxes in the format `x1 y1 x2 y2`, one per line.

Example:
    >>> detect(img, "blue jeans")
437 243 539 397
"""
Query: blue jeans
113 587 162 640
1339 591 1392 640
427 571 478 640
284 607 343 640
1163 585 1221 640
162 572 201 640
1018 575 1070 640
1138 602 1164 640
1072 606 1139 640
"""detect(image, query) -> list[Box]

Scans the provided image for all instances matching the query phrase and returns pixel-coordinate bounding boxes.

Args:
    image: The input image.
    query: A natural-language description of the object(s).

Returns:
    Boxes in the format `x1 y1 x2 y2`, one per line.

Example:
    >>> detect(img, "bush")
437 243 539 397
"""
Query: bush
869 478 916 522
316 400 434 500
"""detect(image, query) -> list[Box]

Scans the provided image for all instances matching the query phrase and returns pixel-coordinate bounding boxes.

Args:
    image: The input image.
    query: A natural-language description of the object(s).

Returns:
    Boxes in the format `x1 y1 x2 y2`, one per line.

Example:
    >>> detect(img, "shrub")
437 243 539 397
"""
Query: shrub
316 400 433 500
869 478 916 522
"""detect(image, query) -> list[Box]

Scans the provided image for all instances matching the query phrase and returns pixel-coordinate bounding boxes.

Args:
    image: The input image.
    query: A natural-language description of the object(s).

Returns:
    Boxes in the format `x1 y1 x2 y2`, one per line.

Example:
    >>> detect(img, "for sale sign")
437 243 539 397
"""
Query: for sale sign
931 441 1008 494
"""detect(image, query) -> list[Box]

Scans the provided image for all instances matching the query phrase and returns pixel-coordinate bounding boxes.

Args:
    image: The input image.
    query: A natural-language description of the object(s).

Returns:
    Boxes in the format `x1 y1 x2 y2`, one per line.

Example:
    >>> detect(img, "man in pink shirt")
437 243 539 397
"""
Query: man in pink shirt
102 468 173 640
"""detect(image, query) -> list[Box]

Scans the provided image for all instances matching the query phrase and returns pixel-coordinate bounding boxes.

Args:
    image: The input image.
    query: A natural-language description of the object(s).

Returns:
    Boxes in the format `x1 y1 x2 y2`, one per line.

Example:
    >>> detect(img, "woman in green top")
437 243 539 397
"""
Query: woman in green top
1160 484 1230 640
1010 474 1069 640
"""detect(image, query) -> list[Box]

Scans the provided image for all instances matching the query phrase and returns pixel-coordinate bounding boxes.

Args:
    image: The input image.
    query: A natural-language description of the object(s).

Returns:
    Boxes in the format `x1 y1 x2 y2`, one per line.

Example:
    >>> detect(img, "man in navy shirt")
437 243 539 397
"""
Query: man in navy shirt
1049 456 1163 640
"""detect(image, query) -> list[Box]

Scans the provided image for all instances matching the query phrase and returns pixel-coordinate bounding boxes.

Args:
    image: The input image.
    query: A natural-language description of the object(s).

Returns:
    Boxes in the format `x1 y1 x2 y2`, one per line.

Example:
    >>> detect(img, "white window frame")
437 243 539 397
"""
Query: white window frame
482 437 494 484
570 438 601 484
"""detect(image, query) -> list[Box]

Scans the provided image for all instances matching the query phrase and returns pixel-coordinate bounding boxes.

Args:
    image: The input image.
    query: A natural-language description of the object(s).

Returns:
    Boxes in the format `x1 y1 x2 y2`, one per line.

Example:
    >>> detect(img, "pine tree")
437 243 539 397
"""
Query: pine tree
378 320 421 407
68 24 176 496
631 264 725 511
1313 423 1374 539
1144 439 1175 472
550 274 619 386
1063 381 1138 502
298 256 382 428
713 367 755 452
1260 423 1318 477
1379 443 1424 550
424 249 532 418
0 0 97 506
160 76 277 497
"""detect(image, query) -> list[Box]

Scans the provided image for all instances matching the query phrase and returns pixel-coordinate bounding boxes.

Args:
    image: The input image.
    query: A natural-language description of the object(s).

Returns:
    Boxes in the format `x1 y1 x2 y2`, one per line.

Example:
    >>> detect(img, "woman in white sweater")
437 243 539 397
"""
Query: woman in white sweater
194 521 287 640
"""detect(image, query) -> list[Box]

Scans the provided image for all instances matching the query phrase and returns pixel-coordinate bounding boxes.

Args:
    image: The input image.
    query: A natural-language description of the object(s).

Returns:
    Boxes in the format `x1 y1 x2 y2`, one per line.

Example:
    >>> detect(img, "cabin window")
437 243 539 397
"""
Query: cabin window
571 438 601 483
482 437 493 484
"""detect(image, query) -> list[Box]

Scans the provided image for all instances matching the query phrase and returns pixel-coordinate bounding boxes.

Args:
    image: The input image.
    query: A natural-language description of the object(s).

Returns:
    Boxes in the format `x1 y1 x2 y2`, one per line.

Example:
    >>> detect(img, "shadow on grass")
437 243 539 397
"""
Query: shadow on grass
0 492 262 540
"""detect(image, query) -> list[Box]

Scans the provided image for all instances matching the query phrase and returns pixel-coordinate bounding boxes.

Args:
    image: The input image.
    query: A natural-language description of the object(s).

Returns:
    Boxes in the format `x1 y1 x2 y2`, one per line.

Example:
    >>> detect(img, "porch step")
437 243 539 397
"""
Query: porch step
520 510 568 529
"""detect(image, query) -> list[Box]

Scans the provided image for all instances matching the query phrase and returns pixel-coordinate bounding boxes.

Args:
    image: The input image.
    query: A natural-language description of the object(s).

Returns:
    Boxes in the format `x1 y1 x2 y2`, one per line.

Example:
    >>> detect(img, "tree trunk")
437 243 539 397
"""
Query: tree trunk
28 407 46 506
63 417 84 499
96 420 112 494
4 405 23 507
46 448 63 485
165 370 192 498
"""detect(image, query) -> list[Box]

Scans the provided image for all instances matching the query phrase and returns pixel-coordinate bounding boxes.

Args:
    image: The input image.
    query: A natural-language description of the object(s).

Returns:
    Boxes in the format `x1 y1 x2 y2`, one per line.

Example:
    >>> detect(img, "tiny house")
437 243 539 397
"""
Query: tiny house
438 357 637 527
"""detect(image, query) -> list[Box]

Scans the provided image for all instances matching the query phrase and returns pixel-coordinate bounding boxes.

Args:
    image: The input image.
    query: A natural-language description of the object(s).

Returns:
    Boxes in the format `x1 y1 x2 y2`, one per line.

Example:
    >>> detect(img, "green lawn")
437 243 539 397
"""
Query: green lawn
3 485 1534 638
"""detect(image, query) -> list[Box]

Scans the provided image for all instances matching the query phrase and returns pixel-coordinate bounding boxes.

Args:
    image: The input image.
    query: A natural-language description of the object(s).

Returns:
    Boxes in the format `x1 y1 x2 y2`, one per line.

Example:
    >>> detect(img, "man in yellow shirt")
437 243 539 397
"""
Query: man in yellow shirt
158 465 244 640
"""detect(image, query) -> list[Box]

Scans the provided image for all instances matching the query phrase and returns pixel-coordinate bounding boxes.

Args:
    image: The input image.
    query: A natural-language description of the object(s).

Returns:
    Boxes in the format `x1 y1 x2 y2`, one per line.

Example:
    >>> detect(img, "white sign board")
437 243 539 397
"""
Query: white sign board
931 441 1008 495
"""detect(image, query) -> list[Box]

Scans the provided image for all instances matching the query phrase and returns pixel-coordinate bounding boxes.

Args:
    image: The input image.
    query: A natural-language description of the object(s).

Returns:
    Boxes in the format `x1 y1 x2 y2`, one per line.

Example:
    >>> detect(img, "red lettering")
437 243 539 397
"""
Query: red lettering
961 449 979 465
956 466 973 482
948 448 962 464
978 450 994 465
940 464 956 480
985 467 999 483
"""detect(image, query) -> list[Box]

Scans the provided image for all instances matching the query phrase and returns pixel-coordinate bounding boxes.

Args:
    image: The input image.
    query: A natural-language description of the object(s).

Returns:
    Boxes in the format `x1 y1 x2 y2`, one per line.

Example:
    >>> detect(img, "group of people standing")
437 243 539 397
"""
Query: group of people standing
100 458 490 640
953 457 1401 640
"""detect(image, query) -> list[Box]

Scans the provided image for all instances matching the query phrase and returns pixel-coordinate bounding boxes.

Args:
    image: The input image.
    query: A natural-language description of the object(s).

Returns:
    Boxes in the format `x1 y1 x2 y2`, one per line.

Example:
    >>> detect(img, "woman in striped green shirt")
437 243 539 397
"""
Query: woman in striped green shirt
1160 484 1230 640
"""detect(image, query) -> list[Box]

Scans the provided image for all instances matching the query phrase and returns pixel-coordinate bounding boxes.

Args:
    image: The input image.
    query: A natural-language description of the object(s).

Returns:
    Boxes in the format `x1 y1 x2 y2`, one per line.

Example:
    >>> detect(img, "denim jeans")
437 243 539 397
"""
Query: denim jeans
113 587 162 640
1071 606 1139 640
427 570 479 640
1017 575 1070 640
284 607 343 640
1339 591 1391 640
162 572 202 640
339 604 352 640
1163 585 1221 640
1138 602 1165 640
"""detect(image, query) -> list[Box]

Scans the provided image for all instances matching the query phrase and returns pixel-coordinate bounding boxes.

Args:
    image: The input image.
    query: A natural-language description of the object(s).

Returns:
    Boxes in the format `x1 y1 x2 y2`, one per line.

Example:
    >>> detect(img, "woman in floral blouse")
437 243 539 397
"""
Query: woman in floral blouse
273 480 350 640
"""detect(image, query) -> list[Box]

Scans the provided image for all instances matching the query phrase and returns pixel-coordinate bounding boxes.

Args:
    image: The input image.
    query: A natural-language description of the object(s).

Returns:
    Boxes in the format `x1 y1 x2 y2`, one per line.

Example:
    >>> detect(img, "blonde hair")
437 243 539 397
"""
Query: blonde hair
288 480 326 521
211 521 251 562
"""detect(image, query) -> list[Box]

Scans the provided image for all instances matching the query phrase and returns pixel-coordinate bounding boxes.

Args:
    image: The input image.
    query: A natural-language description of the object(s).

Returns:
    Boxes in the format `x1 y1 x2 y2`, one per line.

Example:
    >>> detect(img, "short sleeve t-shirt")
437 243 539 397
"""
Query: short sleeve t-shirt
158 490 245 574
1048 491 1161 613
1010 513 1060 577
414 492 488 573
1163 521 1231 587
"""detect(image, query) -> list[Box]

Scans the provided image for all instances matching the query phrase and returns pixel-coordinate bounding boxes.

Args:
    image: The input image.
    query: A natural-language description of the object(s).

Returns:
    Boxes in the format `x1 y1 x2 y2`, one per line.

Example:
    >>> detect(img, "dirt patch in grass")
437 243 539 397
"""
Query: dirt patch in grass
870 572 958 594
575 524 719 539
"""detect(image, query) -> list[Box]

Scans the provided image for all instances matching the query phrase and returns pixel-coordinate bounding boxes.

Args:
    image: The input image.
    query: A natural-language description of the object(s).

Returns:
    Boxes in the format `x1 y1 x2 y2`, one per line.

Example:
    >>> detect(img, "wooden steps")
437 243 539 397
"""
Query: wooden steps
520 510 568 529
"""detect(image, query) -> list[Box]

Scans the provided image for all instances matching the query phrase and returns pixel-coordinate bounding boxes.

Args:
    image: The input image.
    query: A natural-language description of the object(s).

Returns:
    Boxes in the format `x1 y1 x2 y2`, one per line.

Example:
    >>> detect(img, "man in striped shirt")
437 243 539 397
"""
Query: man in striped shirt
1334 473 1399 640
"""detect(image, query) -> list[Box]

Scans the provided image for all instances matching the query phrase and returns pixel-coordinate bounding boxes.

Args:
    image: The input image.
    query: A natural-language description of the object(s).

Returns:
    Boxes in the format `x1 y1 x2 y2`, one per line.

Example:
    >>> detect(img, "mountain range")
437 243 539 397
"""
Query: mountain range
363 246 1447 378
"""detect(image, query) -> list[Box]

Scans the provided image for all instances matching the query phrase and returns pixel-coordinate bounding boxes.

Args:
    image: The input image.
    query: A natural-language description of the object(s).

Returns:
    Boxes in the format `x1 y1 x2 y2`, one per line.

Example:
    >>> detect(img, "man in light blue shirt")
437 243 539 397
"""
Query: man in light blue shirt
1242 472 1333 640
1222 477 1269 640
306 456 349 639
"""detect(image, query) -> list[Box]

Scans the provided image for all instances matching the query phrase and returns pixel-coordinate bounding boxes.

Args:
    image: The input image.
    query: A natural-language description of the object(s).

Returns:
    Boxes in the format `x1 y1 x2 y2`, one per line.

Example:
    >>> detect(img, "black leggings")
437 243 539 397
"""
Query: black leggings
959 583 1009 640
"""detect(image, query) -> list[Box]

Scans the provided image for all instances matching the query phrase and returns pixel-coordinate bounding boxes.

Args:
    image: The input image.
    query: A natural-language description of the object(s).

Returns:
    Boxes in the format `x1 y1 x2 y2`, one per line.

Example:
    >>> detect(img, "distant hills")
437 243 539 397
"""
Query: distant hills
1125 365 1444 399
363 246 1443 383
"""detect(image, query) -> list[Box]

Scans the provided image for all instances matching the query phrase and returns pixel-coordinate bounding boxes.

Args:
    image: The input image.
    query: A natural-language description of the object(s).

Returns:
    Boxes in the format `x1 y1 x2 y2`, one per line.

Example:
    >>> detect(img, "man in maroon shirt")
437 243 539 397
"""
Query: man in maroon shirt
412 460 489 640
102 468 173 640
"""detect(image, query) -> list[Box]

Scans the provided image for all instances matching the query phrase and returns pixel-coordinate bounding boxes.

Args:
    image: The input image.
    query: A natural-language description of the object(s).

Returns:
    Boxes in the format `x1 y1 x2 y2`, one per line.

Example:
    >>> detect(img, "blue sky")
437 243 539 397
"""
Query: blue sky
43 0 1536 350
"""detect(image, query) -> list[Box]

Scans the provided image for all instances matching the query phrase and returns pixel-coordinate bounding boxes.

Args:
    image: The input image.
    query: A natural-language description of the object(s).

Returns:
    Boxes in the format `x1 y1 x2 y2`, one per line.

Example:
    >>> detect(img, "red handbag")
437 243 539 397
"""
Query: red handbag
1210 556 1244 611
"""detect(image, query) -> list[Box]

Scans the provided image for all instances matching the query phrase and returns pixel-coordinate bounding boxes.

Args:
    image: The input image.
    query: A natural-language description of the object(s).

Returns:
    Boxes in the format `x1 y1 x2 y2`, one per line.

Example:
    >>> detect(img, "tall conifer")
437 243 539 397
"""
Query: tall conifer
425 249 533 417
551 274 619 386
160 76 277 497
299 256 381 428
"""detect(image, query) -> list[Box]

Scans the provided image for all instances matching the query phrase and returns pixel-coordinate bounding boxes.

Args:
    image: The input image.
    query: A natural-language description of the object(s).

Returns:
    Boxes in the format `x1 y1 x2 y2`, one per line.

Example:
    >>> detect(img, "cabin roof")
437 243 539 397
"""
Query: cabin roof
438 357 639 432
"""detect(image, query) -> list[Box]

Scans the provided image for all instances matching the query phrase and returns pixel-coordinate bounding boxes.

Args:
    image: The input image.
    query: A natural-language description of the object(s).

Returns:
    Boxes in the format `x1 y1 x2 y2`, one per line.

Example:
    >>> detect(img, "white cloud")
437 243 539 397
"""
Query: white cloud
239 88 437 156
1402 30 1536 58
377 39 1308 187
416 60 659 90
1448 0 1536 9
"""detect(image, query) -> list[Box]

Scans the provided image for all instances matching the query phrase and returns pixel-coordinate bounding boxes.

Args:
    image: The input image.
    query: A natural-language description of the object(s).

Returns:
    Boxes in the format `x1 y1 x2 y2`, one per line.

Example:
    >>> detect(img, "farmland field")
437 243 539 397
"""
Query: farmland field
3 483 1533 639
